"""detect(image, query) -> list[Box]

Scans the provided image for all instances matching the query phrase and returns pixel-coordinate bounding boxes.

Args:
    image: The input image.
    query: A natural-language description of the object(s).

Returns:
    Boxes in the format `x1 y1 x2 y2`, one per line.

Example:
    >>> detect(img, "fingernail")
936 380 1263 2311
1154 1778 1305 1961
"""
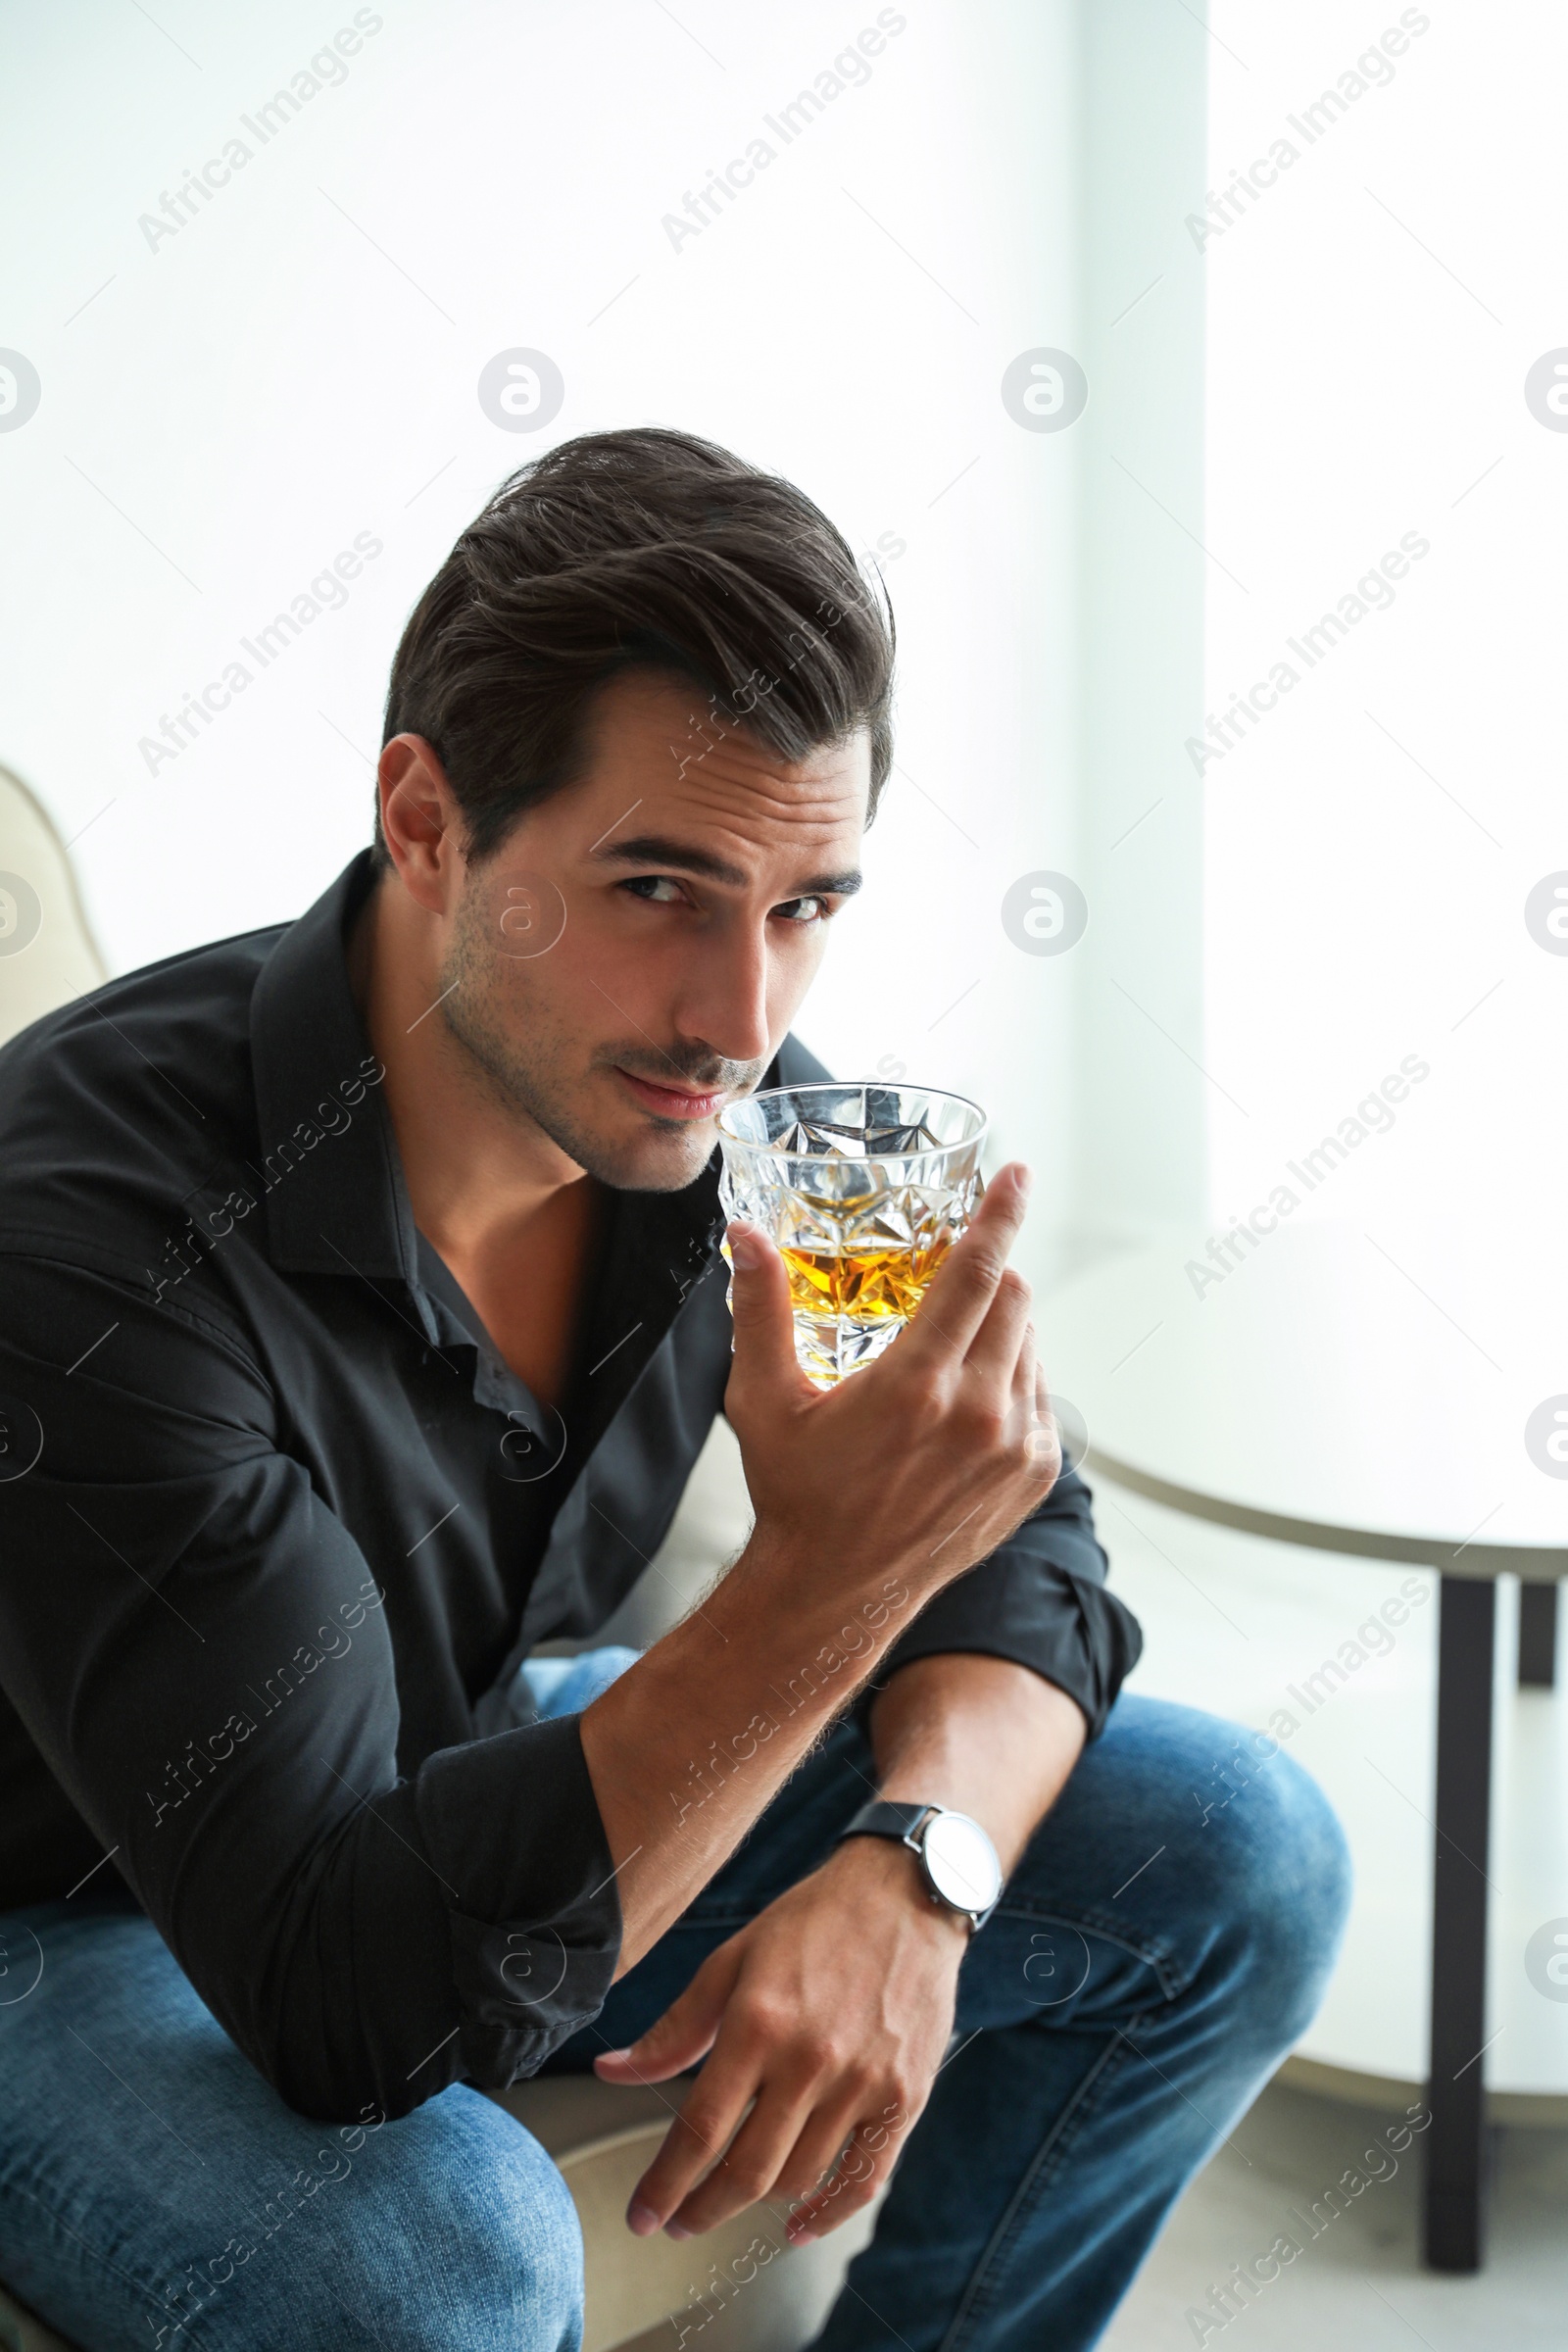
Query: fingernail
626 2199 661 2236
595 2047 633 2070
665 2221 694 2240
727 1222 761 1269
1014 1165 1033 1197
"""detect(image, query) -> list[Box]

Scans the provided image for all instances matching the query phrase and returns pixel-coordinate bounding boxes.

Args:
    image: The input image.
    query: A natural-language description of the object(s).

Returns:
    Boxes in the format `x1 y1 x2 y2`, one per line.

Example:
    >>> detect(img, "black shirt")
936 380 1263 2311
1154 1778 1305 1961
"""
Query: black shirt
0 852 1142 2120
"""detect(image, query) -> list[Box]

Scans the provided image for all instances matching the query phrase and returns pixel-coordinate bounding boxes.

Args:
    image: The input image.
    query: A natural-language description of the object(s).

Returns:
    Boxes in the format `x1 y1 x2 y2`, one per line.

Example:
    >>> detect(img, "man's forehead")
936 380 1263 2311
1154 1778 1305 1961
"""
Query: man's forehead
579 671 869 852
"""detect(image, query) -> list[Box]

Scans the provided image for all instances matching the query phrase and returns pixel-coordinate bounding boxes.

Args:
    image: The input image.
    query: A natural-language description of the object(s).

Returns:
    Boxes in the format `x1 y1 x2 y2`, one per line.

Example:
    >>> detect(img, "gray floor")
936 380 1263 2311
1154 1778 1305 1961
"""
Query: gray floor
1102 2080 1568 2349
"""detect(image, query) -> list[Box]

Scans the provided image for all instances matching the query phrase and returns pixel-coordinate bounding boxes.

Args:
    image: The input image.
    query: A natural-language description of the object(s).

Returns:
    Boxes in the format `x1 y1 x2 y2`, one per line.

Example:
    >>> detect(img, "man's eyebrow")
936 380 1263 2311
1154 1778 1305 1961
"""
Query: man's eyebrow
590 834 746 883
588 834 862 899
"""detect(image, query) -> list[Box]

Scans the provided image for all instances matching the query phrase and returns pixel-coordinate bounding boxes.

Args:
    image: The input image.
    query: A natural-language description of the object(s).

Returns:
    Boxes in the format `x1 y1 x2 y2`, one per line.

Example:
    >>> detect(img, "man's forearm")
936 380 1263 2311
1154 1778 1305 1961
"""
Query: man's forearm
580 1526 921 1976
868 1651 1087 1873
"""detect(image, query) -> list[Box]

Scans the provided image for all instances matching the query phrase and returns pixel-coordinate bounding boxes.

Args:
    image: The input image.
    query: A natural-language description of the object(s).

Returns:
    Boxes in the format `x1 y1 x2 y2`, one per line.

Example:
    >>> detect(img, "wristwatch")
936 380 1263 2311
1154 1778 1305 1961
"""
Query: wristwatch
838 1799 1003 1931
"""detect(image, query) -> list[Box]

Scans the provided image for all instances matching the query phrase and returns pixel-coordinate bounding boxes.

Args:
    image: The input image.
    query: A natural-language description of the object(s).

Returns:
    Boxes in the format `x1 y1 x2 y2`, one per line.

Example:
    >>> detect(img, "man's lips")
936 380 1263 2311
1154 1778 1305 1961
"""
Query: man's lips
614 1068 730 1121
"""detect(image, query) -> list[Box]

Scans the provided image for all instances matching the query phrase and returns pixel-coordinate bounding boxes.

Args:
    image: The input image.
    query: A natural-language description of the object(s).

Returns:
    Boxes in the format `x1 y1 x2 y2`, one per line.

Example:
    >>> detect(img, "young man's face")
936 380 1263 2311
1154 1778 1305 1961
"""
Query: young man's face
434 670 870 1191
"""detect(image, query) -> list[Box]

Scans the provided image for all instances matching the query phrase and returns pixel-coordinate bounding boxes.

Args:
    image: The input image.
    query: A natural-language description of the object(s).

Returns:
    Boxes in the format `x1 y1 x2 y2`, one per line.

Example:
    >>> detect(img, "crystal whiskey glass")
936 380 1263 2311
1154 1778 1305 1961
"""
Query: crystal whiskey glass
717 1082 987 1388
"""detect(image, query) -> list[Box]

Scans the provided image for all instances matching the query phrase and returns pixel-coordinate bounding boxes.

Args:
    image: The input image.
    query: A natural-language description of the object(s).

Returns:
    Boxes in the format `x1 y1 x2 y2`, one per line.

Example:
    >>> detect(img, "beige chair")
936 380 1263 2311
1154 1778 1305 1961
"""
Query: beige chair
0 764 107 1049
0 775 878 2351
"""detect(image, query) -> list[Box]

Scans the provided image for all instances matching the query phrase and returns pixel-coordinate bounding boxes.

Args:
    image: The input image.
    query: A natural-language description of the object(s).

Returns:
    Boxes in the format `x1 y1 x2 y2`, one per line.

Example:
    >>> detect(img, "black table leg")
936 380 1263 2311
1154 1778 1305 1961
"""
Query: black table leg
1423 1574 1495 2272
1518 1580 1558 1689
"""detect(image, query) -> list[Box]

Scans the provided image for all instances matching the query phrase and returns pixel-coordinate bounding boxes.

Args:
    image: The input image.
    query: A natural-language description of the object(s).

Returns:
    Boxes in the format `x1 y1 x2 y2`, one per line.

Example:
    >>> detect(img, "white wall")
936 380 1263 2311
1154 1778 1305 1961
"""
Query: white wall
1200 2 1568 1266
1075 0 1210 1256
0 0 1099 1287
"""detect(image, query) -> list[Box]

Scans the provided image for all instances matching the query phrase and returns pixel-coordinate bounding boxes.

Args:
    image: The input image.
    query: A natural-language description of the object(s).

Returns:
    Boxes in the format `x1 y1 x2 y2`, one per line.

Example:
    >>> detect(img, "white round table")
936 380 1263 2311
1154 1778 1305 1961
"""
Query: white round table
1040 1222 1567 2275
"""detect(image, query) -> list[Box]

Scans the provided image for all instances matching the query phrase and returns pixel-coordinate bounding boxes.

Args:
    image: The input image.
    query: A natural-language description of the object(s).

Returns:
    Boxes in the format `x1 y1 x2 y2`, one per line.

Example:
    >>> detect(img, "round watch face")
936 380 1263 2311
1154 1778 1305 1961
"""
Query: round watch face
921 1811 1003 1918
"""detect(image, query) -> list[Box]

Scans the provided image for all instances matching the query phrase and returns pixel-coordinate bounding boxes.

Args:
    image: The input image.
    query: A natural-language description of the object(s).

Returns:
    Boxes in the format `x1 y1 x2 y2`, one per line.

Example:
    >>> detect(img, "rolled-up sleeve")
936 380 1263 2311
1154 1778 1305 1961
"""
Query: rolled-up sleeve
873 1464 1144 1738
0 1254 620 2123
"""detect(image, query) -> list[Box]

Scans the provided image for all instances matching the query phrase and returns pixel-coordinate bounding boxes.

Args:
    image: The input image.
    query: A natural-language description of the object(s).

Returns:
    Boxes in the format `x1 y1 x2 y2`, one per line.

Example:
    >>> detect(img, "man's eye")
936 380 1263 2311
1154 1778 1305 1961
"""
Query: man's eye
621 875 686 906
776 896 830 925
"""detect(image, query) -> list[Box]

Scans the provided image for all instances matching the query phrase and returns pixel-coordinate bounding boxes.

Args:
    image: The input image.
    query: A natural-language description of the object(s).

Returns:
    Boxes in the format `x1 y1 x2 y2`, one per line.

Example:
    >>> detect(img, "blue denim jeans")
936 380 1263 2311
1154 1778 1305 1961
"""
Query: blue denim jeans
0 1657 1349 2352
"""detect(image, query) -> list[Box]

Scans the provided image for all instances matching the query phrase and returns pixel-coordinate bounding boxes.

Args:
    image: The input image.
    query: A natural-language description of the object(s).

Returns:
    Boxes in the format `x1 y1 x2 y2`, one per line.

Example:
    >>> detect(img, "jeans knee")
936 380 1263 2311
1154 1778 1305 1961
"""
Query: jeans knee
432 2131 583 2351
1222 1759 1353 2032
272 2102 584 2352
1191 1735 1352 2042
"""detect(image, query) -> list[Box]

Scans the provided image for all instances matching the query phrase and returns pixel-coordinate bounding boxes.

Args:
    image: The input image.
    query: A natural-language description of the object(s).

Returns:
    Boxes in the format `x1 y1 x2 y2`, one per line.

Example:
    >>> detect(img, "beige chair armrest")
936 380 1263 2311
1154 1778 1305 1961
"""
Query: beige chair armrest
496 2075 882 2352
0 763 107 1048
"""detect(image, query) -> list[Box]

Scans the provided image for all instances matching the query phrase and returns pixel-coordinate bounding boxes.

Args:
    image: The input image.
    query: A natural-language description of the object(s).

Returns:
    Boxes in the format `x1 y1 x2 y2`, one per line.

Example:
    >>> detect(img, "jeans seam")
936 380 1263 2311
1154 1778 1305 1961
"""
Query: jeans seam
933 2008 1158 2352
0 2171 215 2351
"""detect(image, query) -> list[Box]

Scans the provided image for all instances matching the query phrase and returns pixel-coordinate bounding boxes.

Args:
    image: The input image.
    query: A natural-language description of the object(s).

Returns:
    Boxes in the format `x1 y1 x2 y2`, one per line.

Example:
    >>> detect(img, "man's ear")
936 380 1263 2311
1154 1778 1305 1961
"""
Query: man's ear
377 735 465 912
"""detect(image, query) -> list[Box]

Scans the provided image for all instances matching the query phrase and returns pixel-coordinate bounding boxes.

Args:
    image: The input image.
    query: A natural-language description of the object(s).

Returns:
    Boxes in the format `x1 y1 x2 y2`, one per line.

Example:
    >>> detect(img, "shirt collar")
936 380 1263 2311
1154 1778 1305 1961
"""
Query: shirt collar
248 851 414 1284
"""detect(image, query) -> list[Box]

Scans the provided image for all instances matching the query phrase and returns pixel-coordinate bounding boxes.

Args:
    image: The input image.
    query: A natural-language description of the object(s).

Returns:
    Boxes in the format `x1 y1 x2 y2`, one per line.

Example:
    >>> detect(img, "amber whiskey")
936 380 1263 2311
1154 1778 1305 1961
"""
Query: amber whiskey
778 1235 953 1331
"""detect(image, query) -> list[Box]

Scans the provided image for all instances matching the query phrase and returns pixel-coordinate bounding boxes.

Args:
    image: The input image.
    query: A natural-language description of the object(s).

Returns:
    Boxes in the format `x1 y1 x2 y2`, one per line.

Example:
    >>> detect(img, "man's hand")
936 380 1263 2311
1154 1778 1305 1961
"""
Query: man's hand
725 1160 1059 1613
595 1837 964 2241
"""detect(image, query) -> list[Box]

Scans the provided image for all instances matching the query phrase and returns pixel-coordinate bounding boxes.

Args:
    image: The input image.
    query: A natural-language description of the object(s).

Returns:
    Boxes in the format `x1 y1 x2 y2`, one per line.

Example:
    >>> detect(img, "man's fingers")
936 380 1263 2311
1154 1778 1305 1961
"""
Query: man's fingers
784 2124 902 2243
1006 1319 1037 1428
595 1946 737 2088
627 2044 758 2228
1010 1318 1036 1403
665 2082 820 2234
768 2086 868 2205
961 1265 1033 1392
902 1164 1031 1371
722 1221 808 1416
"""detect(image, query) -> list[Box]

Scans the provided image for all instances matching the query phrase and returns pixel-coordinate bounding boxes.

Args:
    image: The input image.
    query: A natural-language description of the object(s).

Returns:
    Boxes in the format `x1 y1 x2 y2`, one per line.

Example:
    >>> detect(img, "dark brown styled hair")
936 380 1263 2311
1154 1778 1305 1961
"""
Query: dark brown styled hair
374 426 896 867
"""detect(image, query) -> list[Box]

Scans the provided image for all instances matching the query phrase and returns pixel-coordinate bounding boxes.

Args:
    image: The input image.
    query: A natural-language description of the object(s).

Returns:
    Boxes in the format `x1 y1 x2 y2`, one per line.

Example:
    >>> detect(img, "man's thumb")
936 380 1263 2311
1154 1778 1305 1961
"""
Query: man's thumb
724 1220 797 1388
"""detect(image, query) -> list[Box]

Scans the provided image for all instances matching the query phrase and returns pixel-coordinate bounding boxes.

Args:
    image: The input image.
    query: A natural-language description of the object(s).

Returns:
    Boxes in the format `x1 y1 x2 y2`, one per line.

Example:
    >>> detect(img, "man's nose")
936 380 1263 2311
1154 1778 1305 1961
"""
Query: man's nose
675 919 772 1068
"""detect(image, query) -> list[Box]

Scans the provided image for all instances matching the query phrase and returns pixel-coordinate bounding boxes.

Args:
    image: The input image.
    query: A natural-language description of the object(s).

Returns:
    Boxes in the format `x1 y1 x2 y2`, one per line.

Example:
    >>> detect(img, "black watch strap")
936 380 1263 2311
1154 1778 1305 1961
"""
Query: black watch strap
838 1798 932 1846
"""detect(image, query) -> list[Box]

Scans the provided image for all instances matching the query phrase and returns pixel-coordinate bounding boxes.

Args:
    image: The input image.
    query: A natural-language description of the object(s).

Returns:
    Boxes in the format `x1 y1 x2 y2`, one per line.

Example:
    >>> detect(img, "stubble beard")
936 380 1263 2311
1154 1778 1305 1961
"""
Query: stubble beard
437 891 758 1192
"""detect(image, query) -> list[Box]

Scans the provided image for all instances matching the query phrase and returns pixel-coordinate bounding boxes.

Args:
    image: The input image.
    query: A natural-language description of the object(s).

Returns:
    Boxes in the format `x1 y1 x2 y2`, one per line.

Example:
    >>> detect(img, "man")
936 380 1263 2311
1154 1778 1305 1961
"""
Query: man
0 428 1348 2352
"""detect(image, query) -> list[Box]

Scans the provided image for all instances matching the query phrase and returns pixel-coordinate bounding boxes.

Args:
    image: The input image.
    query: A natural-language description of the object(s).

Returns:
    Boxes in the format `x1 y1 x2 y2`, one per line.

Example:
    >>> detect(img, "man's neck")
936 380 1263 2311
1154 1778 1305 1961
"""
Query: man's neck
348 874 599 1401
